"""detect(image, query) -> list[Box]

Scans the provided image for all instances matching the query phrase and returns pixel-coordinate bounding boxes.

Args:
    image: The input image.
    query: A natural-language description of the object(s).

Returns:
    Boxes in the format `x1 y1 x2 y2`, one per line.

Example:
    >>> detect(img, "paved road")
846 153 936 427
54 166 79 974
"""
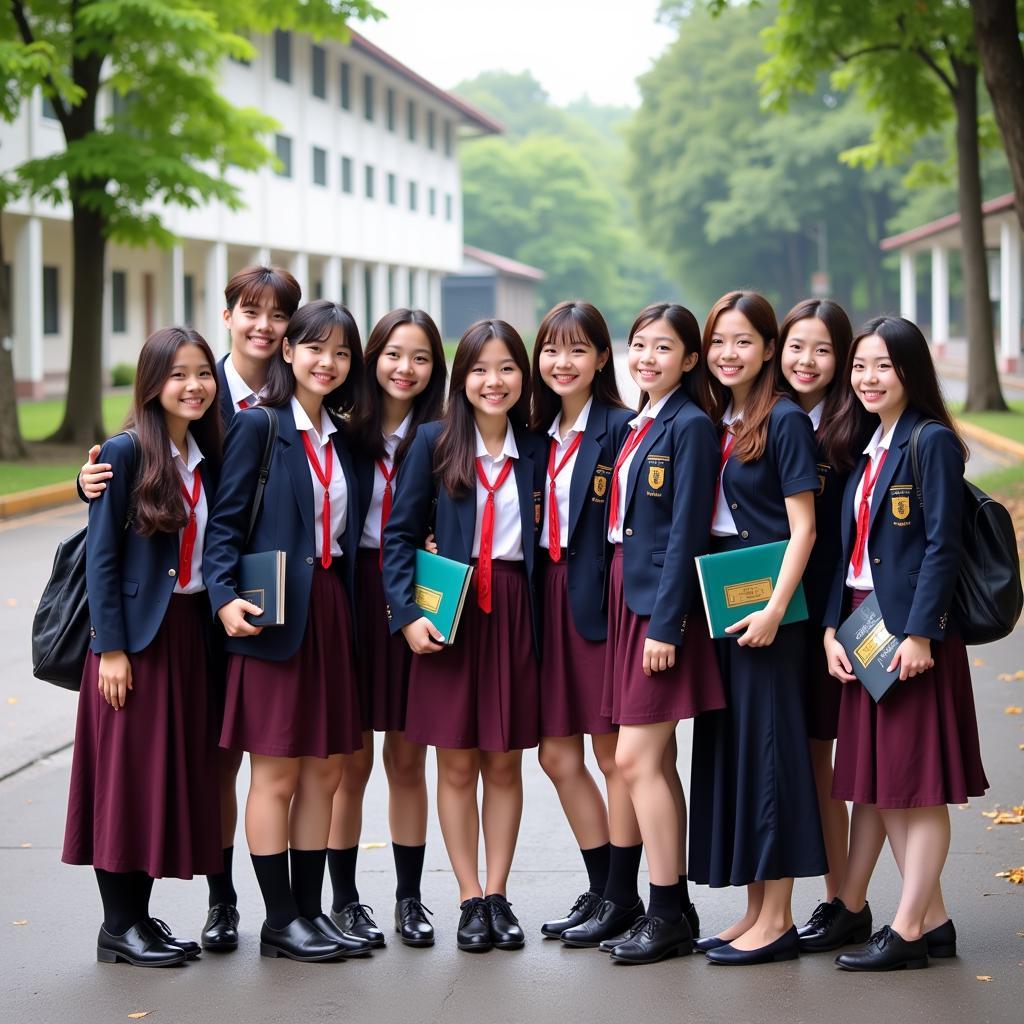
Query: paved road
2 502 1022 1022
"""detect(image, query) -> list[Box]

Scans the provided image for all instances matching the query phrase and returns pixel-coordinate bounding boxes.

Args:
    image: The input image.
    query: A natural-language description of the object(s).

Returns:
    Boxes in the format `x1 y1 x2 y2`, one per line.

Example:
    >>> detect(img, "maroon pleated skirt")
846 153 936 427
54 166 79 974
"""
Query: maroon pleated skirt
540 554 614 736
404 561 540 751
802 624 842 742
833 589 989 808
355 548 414 733
63 595 222 879
220 565 363 758
602 547 727 725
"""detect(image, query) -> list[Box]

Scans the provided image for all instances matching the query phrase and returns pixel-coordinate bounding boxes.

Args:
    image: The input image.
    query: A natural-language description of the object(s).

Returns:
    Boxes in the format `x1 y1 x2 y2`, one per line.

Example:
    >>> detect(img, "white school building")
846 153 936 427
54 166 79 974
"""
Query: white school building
0 28 501 398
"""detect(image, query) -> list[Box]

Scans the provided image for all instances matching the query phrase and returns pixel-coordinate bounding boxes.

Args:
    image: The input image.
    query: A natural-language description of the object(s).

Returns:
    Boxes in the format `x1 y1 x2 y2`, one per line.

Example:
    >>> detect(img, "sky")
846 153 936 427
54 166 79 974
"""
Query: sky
358 0 676 107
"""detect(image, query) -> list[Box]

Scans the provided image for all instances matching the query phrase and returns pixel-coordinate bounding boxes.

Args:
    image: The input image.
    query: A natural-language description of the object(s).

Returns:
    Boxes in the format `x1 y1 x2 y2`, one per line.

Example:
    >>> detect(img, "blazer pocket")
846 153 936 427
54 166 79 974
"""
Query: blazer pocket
908 570 919 589
121 579 139 597
652 550 666 567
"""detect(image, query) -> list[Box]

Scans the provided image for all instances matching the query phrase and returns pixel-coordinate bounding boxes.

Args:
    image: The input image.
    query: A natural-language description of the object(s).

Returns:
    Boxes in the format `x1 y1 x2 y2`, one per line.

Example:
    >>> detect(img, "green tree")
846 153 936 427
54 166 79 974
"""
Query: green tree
2 0 378 446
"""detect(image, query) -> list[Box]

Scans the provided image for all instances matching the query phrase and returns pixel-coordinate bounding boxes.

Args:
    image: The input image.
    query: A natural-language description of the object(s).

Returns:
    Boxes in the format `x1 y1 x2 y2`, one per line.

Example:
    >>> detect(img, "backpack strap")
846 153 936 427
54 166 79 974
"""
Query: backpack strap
124 428 140 530
246 407 278 546
909 418 944 510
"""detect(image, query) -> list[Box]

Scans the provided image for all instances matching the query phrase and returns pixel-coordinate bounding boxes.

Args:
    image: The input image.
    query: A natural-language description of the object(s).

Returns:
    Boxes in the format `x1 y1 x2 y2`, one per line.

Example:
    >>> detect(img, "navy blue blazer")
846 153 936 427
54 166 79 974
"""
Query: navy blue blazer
618 388 719 645
803 436 847 626
353 448 377 542
381 419 547 656
719 397 820 546
87 432 219 654
203 403 361 661
825 409 963 641
216 355 236 427
556 401 633 642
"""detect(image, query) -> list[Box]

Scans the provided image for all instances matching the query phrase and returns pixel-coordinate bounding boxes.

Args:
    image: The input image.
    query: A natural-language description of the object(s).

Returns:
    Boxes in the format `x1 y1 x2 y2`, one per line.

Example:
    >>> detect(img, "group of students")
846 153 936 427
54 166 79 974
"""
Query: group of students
62 264 989 974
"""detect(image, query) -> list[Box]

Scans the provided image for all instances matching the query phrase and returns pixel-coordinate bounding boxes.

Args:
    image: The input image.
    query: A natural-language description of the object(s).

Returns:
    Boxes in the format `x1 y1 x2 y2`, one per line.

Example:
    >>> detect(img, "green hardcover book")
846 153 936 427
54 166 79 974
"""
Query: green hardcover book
414 549 474 644
694 540 808 640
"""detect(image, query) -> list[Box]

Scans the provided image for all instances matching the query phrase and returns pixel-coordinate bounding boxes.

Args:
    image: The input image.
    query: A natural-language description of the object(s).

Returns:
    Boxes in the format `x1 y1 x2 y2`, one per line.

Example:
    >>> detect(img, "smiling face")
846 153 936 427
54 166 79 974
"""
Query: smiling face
375 323 434 405
850 332 908 424
537 333 608 407
627 317 697 405
707 308 773 404
284 325 352 410
160 343 216 432
222 286 290 363
464 337 523 422
780 316 836 408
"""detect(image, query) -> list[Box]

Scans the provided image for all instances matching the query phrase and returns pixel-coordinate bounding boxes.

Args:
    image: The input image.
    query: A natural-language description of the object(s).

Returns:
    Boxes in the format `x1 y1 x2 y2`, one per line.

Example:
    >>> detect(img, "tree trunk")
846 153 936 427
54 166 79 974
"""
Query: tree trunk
972 0 1024 237
48 191 107 443
954 58 1007 412
0 203 27 458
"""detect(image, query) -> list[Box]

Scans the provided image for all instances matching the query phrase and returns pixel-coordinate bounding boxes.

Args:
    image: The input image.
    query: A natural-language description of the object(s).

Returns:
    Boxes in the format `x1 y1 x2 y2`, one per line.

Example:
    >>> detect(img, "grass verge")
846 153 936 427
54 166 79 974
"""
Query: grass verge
17 393 133 441
954 401 1024 446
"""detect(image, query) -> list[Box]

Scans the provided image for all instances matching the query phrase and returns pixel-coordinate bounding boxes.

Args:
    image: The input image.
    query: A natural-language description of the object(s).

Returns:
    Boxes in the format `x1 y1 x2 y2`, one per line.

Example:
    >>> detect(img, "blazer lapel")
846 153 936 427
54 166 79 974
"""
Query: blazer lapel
331 425 360 552
625 390 685 508
568 403 606 542
867 410 921 532
279 404 316 545
512 433 538 575
216 356 234 427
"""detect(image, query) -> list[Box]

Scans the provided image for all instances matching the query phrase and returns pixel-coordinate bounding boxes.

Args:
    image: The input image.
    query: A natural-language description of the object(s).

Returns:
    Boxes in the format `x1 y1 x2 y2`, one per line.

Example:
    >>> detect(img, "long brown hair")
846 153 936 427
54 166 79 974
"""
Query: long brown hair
126 327 223 537
529 301 625 430
777 299 855 470
352 308 447 465
435 319 532 498
628 302 703 411
701 290 787 462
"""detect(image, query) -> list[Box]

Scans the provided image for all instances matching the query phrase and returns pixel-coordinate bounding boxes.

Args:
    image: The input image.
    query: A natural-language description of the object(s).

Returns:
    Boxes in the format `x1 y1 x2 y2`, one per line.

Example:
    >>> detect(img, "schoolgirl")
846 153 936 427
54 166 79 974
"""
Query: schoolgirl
689 290 827 966
823 316 988 971
525 301 632 940
63 327 224 966
203 300 371 964
326 309 447 948
76 264 301 951
382 319 546 953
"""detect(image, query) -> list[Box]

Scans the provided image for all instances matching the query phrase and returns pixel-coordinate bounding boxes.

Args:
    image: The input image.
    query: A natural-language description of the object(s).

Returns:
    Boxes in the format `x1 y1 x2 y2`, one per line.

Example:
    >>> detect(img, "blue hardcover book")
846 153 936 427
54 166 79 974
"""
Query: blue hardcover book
238 550 287 627
414 549 473 644
835 591 902 703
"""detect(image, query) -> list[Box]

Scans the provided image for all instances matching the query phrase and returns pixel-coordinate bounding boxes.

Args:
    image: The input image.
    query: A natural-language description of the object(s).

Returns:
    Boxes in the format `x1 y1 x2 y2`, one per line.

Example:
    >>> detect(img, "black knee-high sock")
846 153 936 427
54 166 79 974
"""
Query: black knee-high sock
327 845 359 911
648 882 682 923
251 852 298 929
602 843 643 907
207 846 237 907
392 842 425 902
290 848 328 921
678 874 691 910
581 843 611 895
95 869 147 934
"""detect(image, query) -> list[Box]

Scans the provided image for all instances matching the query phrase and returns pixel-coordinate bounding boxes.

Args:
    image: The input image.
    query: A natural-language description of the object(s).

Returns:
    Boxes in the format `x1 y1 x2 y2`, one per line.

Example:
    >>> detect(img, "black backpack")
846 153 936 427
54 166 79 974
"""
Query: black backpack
910 420 1023 645
31 431 139 689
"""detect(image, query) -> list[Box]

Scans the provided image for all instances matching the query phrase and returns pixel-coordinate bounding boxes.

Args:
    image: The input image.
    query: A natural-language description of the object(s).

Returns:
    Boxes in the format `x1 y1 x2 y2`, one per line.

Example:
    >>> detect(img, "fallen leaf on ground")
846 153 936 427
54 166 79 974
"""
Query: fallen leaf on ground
127 1014 152 1020
994 812 1024 824
982 810 999 818
1005 706 1023 715
6 697 17 704
19 843 31 848
973 658 987 667
359 842 386 850
12 920 27 926
998 673 1013 681
1019 744 1024 751
996 867 1024 884
976 975 993 982
1016 671 1024 680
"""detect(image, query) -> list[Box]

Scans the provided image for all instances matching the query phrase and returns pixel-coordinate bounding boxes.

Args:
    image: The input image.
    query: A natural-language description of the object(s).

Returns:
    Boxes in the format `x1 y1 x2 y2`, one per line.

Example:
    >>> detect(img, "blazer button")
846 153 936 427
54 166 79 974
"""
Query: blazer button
167 568 177 578
872 557 881 565
740 530 749 539
569 548 576 557
730 503 738 510
625 528 633 536
306 556 314 565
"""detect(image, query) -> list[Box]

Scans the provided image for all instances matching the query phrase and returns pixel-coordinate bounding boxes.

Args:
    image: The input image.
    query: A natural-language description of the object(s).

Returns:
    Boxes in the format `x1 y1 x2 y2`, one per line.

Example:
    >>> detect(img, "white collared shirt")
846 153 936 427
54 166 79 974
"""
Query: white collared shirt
171 431 207 594
540 397 592 551
360 411 413 549
846 416 901 591
224 356 263 411
608 386 679 544
808 399 825 432
711 403 742 538
291 396 348 559
473 423 522 561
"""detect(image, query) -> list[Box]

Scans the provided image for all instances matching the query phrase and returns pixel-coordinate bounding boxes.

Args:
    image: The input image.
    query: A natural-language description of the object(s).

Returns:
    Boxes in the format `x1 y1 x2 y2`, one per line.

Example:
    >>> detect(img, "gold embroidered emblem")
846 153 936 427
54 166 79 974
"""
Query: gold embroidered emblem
648 466 664 490
593 475 607 497
891 496 910 521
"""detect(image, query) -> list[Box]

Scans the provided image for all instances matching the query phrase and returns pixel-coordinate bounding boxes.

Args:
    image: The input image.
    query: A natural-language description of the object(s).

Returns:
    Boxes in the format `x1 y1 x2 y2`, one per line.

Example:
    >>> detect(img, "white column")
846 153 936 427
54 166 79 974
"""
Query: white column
413 268 430 312
250 247 271 268
346 259 366 339
323 255 343 303
12 216 44 397
899 250 917 323
1000 219 1022 373
930 244 949 357
393 263 410 308
372 262 390 324
290 251 309 295
428 271 443 325
101 267 113 378
204 241 228 356
162 244 185 325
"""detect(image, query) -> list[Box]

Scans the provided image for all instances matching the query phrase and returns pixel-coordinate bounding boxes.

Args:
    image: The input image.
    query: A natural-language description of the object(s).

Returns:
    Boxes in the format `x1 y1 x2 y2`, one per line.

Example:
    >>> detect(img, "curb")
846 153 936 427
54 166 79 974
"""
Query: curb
0 482 78 519
937 360 1024 393
955 418 1024 461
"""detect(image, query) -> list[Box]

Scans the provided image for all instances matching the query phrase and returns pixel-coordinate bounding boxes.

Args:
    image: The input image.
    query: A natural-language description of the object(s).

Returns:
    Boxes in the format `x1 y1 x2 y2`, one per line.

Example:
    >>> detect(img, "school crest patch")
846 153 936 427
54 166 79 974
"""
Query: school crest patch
593 474 607 497
891 495 910 521
648 466 664 490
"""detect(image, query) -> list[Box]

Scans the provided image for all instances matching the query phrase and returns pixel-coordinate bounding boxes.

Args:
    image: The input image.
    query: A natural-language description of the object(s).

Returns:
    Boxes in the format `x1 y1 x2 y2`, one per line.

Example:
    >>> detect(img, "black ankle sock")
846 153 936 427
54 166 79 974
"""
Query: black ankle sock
251 852 298 929
392 842 425 901
95 868 147 934
648 882 682 923
327 845 359 911
678 874 691 910
289 848 328 921
602 843 643 907
581 842 611 895
207 845 237 907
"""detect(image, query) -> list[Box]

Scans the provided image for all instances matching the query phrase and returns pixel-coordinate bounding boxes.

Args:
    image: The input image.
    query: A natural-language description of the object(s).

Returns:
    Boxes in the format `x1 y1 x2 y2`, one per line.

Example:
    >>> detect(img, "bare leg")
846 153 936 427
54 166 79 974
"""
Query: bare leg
836 802 886 913
327 732 374 849
291 755 345 849
717 881 765 942
382 732 428 846
730 877 794 949
436 747 482 901
881 806 951 940
246 754 301 854
480 749 524 897
602 732 642 848
539 734 609 849
809 738 849 901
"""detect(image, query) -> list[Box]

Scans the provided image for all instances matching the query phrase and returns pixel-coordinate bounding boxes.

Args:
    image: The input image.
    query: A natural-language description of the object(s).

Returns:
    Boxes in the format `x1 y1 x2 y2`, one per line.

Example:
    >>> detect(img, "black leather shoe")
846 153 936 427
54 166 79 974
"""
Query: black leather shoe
684 901 701 939
609 915 694 965
259 917 347 962
308 914 374 957
541 891 602 938
486 894 525 950
96 921 189 967
457 897 492 953
148 917 200 959
694 934 728 952
705 926 800 965
201 903 240 951
395 898 434 947
835 926 928 972
599 919 645 953
330 902 385 948
924 919 956 958
799 898 872 952
561 898 644 948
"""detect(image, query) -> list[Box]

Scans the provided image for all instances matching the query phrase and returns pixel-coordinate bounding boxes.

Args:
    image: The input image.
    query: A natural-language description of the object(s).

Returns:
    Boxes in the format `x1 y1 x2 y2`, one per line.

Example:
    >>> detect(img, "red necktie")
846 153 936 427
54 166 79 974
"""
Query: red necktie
475 456 516 612
547 432 584 561
850 449 888 578
376 457 396 569
301 432 334 569
608 420 654 535
713 431 736 522
178 466 202 588
238 398 251 410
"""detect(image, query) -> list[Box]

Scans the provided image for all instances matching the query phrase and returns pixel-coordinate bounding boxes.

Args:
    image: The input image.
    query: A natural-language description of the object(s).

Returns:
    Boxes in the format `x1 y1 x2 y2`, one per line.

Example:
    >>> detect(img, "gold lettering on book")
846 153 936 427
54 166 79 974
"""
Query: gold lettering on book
854 620 896 669
724 578 773 608
415 585 443 614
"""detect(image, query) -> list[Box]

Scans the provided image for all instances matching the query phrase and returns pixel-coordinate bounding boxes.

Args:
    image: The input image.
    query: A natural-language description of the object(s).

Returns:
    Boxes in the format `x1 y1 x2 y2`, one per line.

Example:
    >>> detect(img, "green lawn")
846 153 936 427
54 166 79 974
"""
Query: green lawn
954 401 1024 445
18 392 133 441
0 461 81 496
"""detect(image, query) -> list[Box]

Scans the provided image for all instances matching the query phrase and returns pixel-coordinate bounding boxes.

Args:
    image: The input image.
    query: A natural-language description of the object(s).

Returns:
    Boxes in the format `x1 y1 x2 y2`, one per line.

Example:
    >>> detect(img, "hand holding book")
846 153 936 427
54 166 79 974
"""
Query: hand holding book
723 604 785 647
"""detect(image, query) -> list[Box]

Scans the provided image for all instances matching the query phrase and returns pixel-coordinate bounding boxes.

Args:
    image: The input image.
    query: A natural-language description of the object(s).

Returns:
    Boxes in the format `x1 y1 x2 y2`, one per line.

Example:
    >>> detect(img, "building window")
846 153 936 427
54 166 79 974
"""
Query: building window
363 73 374 121
111 270 127 333
275 134 292 178
312 146 328 186
408 181 418 211
311 45 326 99
386 87 396 131
408 268 415 304
273 30 291 83
183 274 195 327
339 61 351 109
42 265 59 335
445 193 453 221
364 266 374 320
387 267 395 310
428 187 437 216
314 279 323 300
444 120 453 157
2 264 12 331
406 99 416 141
341 156 353 194
364 164 375 199
427 110 436 150
387 173 397 205
42 95 58 121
